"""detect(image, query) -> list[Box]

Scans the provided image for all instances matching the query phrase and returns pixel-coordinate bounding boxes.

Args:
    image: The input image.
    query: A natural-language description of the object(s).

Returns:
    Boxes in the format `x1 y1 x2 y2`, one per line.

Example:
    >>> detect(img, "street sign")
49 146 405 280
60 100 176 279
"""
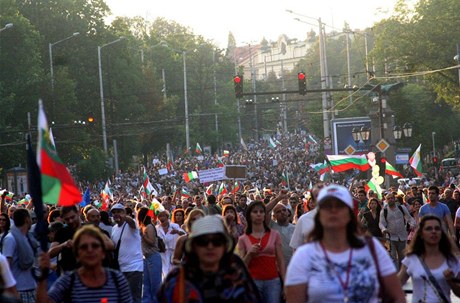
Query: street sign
376 139 390 153
344 145 356 155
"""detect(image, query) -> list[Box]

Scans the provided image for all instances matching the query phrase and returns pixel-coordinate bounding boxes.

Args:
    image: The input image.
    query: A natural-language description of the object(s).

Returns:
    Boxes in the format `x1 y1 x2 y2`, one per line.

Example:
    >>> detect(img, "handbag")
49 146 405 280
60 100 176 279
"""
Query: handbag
366 236 392 303
417 256 449 303
157 237 166 253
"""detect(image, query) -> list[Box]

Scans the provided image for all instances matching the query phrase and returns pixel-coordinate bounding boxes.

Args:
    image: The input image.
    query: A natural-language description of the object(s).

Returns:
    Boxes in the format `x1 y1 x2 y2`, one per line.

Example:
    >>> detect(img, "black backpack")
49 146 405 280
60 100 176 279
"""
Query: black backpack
383 205 411 231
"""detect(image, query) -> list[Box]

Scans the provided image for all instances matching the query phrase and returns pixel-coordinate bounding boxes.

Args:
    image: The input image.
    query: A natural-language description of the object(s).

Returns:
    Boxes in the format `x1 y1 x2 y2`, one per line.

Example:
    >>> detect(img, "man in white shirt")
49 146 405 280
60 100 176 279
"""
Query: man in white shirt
111 203 143 303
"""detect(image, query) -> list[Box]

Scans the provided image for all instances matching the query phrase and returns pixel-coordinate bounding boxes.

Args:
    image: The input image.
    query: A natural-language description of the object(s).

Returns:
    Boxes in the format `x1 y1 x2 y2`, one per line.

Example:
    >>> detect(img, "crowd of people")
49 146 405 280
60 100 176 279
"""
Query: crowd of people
2 132 460 302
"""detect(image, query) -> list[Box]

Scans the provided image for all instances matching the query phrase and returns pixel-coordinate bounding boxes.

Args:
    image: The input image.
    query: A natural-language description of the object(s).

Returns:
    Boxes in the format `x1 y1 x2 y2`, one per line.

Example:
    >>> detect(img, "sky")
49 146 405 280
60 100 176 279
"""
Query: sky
104 0 399 48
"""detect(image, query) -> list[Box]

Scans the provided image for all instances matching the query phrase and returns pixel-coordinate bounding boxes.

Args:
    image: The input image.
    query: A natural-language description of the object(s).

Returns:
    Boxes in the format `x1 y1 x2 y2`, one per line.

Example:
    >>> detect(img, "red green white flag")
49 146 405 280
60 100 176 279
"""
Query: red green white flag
181 188 191 199
231 181 240 194
219 182 227 195
385 161 403 178
409 144 423 177
223 150 230 157
147 198 165 219
326 155 370 172
195 143 203 154
365 179 382 199
143 166 156 196
183 171 198 183
0 190 13 201
281 170 289 187
37 100 81 206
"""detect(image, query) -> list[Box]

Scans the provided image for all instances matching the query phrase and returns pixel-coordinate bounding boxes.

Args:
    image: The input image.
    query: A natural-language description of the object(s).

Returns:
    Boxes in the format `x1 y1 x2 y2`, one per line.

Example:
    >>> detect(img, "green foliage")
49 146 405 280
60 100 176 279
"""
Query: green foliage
76 148 111 182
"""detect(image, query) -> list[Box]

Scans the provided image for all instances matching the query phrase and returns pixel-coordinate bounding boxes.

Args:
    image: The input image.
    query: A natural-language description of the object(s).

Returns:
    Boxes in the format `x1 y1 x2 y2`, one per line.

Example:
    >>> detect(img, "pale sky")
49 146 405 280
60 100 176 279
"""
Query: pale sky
105 0 399 48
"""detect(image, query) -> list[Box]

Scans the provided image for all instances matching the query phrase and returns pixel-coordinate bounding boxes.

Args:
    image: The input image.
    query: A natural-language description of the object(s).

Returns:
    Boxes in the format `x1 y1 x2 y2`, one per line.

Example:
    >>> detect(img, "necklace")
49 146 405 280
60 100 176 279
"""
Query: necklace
320 242 353 303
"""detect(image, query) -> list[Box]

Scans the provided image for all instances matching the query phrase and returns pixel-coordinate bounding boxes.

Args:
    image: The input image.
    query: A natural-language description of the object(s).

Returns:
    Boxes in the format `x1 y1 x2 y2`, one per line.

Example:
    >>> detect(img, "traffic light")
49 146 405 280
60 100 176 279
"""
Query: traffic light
87 116 95 124
298 72 307 95
375 152 386 178
233 75 243 98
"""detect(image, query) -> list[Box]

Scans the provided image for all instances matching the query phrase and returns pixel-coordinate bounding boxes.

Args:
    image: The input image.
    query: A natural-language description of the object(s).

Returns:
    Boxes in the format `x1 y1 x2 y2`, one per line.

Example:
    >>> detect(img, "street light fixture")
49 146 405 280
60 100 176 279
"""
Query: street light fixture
49 32 80 121
0 23 13 33
98 36 126 155
352 126 370 149
393 122 413 140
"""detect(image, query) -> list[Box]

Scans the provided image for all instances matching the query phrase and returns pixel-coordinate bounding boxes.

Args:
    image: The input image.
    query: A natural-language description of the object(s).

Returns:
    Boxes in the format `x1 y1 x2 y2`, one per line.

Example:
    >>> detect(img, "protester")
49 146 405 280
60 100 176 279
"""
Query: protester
137 207 162 303
157 215 261 302
171 208 185 229
172 208 205 265
238 201 285 303
0 212 11 251
156 209 185 278
222 204 245 244
285 184 405 303
361 197 383 239
36 225 133 303
420 186 456 240
110 203 144 303
2 208 39 303
398 215 460 303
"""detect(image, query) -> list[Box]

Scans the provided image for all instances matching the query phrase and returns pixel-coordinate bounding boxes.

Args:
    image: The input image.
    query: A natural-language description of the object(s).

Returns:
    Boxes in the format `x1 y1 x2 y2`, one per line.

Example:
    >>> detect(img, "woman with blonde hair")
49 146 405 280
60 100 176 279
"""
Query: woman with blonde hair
171 209 205 265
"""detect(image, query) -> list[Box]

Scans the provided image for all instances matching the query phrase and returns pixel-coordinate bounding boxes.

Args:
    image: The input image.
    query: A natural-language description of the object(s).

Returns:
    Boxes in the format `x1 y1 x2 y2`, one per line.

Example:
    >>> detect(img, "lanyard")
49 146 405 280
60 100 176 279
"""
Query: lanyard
320 242 353 302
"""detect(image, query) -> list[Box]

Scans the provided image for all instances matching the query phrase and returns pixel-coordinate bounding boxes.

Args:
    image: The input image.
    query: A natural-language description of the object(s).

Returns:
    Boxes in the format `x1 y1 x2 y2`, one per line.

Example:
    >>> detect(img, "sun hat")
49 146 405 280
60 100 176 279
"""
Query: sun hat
317 184 353 210
185 215 233 253
110 203 125 212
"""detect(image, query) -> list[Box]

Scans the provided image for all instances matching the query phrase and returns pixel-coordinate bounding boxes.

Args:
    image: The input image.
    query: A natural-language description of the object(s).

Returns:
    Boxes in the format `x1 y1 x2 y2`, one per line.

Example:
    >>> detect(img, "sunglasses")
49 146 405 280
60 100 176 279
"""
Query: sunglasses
194 236 226 247
423 226 441 232
78 242 102 251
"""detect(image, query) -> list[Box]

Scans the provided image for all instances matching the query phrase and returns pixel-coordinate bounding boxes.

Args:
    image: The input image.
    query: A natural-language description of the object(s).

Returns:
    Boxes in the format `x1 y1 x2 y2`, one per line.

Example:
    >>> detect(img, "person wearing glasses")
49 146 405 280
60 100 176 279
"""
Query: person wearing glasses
285 184 405 303
398 215 460 303
36 225 133 303
157 215 261 303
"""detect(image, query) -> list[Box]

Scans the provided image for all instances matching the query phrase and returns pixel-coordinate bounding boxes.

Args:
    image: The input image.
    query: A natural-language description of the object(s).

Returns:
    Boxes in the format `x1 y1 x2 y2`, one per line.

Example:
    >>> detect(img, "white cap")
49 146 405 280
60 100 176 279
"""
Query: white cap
317 184 353 210
185 215 233 253
110 203 125 212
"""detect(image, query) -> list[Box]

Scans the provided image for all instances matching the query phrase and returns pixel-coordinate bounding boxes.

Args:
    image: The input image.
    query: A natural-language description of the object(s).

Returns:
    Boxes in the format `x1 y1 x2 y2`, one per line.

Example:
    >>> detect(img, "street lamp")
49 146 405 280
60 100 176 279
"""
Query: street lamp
159 43 190 150
393 122 412 140
98 37 125 155
0 23 13 33
352 126 370 150
49 32 80 121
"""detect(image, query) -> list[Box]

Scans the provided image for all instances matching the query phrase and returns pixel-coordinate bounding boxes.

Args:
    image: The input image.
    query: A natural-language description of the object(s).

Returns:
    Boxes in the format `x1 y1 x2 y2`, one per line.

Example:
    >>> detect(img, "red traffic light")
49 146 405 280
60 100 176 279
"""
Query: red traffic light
234 76 241 84
298 72 306 80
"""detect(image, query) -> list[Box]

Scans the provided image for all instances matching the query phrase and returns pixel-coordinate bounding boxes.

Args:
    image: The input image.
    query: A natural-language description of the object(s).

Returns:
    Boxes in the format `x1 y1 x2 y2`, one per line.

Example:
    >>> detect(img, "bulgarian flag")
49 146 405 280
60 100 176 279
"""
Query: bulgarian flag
269 137 277 149
409 144 423 177
181 188 191 199
310 161 331 175
385 161 403 178
166 160 174 172
101 180 113 202
231 181 240 194
365 179 383 199
0 190 13 201
183 171 198 183
326 155 370 172
281 170 289 187
205 184 214 196
195 143 203 154
218 182 227 195
147 198 165 219
217 157 225 168
37 100 81 206
143 166 156 196
223 150 230 157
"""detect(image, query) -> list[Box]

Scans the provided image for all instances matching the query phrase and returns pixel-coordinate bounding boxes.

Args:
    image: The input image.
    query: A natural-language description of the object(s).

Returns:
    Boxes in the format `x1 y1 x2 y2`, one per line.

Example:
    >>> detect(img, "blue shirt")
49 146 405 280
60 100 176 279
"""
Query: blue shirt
419 202 450 220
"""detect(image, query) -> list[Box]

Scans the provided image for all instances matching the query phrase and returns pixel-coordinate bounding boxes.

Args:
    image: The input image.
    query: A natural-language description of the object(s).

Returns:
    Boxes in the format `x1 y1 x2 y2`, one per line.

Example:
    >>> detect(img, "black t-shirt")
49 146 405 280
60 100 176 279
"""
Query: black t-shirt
54 225 77 273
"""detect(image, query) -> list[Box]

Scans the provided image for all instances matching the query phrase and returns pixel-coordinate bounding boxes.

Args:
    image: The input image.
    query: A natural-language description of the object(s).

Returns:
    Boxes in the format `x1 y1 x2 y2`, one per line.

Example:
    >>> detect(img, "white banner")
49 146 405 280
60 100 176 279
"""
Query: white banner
158 168 168 176
198 167 226 183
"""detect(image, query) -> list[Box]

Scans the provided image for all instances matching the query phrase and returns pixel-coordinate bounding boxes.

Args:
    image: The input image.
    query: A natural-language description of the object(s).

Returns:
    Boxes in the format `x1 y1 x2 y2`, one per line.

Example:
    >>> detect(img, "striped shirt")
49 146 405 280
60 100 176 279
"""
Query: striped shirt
48 268 132 303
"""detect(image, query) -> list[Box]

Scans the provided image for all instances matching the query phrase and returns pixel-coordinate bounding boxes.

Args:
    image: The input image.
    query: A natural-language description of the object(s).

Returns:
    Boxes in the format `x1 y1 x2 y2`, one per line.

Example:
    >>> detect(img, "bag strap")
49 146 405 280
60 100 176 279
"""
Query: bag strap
417 256 449 303
366 237 383 282
115 222 127 253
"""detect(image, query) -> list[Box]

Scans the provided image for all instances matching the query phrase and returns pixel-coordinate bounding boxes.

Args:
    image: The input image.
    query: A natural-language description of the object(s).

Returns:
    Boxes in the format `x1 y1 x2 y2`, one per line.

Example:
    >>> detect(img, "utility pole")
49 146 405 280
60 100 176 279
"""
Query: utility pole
249 46 259 140
318 18 330 140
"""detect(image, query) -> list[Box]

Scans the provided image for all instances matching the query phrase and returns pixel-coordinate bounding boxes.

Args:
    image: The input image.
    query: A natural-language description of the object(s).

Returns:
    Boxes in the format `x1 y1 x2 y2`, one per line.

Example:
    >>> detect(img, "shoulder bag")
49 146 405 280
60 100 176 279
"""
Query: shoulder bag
112 222 127 270
366 236 392 303
417 256 449 303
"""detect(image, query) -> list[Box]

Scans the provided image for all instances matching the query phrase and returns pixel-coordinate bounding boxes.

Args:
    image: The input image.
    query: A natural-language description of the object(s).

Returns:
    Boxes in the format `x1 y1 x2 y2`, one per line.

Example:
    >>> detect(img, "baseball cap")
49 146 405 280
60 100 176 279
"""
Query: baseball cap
110 203 125 212
317 184 353 210
185 215 233 253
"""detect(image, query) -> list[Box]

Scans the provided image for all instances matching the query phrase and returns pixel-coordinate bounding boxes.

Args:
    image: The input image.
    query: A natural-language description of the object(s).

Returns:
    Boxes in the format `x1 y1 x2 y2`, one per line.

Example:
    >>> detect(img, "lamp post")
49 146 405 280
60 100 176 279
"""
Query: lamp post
0 23 13 33
455 44 460 88
49 32 80 121
98 37 125 155
393 122 413 176
352 126 370 151
159 43 190 150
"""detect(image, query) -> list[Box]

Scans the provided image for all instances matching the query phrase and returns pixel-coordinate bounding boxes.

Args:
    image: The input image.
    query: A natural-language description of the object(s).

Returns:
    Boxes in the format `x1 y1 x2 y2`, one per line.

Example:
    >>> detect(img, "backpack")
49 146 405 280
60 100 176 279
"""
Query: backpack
383 205 410 231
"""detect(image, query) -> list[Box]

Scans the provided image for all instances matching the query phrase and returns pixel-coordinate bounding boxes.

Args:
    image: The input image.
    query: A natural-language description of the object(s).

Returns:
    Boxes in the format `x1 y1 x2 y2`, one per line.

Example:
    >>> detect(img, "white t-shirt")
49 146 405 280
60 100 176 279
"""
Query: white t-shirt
289 208 317 249
0 252 16 288
402 254 460 303
111 221 143 272
285 237 396 303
